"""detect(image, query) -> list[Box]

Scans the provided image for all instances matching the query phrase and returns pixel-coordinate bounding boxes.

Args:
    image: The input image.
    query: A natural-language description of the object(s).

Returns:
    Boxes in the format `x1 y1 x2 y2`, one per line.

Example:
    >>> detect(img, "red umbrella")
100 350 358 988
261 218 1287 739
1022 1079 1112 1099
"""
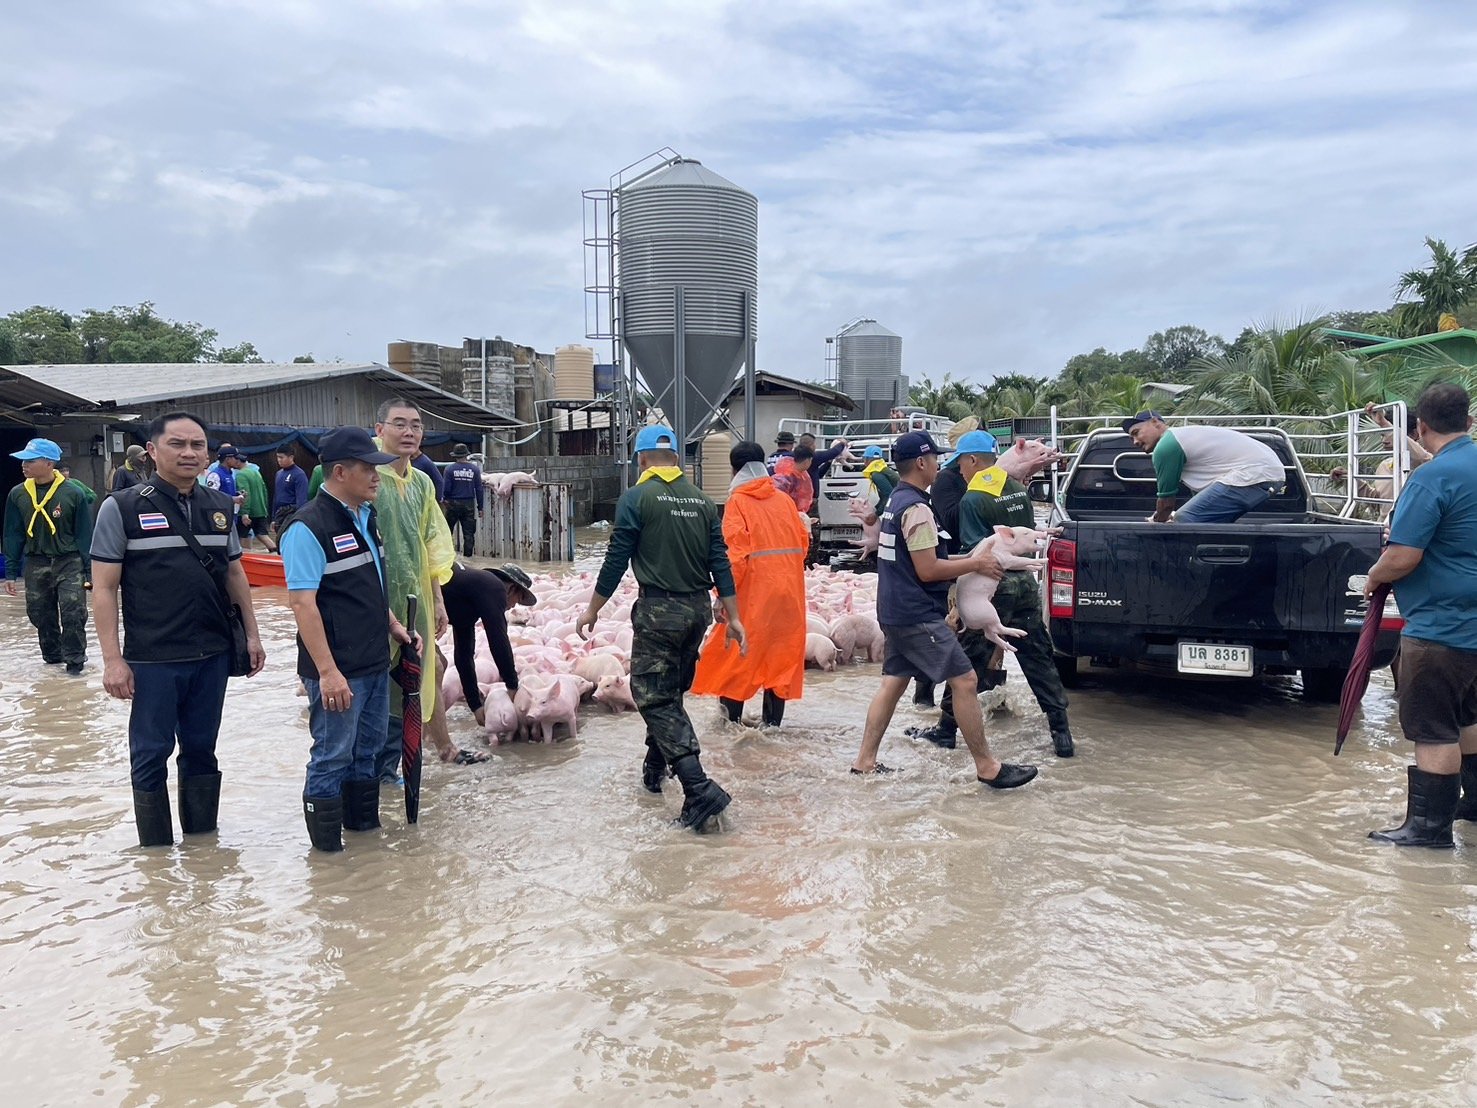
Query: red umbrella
393 595 423 822
1335 582 1390 756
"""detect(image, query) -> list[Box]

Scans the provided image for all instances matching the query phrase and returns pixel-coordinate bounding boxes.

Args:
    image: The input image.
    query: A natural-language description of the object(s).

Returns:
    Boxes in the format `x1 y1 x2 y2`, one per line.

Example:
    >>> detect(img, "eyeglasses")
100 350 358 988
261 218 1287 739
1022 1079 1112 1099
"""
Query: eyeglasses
384 419 423 432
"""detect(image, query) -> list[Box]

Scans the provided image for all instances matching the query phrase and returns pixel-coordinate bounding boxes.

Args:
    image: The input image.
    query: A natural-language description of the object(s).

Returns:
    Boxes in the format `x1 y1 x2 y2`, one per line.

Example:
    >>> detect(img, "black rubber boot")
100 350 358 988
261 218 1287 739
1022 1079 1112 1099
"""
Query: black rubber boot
912 680 936 708
761 690 785 728
341 779 381 832
303 795 344 853
1454 754 1477 822
719 697 744 723
1369 766 1458 848
906 723 956 750
641 744 669 795
133 788 174 847
1047 711 1075 758
178 772 222 834
671 753 731 832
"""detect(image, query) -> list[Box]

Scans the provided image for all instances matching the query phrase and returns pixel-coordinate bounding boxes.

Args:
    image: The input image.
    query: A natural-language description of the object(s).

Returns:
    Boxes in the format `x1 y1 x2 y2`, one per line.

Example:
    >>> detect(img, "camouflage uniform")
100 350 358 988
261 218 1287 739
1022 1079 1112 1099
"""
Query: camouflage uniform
26 552 89 665
630 592 711 763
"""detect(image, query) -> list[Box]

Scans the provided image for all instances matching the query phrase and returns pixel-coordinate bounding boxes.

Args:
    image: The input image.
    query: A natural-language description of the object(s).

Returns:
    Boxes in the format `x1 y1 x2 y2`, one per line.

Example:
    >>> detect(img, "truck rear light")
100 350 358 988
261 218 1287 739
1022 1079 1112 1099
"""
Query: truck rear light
1048 539 1076 619
1379 594 1404 633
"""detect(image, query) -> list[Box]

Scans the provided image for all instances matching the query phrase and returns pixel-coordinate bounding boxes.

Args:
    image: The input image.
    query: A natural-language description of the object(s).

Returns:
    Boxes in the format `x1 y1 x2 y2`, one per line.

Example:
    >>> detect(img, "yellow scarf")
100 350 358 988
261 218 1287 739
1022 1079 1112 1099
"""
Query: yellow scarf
862 459 887 477
24 475 64 536
637 466 684 485
967 467 1008 497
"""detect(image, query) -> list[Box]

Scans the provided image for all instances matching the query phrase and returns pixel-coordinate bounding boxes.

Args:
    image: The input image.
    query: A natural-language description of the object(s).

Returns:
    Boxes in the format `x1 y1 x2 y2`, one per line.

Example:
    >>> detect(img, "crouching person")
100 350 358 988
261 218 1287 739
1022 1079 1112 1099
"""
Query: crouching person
281 428 418 853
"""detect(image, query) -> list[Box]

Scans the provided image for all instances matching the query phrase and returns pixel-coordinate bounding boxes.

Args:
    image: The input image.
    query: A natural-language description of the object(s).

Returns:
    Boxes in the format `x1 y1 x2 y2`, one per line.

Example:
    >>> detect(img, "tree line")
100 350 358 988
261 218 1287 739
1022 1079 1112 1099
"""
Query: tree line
910 236 1477 420
0 302 316 365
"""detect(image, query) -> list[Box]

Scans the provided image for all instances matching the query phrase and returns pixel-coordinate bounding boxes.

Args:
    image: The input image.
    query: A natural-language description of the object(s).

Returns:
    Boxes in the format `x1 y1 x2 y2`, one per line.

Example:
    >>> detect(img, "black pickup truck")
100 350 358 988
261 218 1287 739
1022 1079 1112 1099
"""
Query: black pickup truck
1045 428 1402 700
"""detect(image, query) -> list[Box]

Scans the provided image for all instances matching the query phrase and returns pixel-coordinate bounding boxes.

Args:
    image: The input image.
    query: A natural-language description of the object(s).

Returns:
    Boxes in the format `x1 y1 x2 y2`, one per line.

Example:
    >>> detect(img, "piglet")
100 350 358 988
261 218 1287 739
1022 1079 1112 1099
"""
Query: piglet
997 438 1063 482
955 526 1049 651
593 673 638 713
524 674 594 742
496 471 539 499
573 653 624 687
805 632 839 671
830 613 884 663
848 496 880 555
482 685 520 745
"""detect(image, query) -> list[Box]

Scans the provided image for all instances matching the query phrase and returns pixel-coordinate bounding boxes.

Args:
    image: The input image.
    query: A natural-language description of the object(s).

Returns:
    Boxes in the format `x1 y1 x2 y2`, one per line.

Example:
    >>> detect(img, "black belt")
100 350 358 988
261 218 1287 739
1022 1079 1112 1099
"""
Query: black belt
638 586 708 599
23 551 80 560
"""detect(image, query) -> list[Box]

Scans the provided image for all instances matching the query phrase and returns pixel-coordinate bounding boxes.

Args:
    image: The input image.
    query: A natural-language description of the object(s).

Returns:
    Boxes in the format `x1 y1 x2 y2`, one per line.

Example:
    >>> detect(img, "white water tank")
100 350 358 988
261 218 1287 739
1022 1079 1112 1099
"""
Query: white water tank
554 344 596 399
700 431 733 504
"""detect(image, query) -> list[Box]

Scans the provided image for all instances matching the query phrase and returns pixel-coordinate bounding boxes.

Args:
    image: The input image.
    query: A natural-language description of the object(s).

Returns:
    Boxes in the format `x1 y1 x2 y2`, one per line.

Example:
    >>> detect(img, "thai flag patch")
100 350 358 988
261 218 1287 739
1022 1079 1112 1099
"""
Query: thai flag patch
138 512 170 531
332 533 359 554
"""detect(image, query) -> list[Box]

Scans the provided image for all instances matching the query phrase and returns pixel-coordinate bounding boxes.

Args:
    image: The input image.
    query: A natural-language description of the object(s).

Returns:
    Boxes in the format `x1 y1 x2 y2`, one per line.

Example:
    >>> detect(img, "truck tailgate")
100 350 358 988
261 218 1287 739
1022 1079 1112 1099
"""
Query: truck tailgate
1069 521 1379 636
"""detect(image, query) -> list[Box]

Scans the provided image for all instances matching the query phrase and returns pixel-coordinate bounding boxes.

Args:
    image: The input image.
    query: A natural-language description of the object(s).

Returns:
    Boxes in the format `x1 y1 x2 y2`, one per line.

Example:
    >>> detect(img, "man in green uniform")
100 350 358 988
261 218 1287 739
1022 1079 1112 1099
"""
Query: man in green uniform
577 425 747 832
952 430 1073 757
229 452 274 551
4 438 94 673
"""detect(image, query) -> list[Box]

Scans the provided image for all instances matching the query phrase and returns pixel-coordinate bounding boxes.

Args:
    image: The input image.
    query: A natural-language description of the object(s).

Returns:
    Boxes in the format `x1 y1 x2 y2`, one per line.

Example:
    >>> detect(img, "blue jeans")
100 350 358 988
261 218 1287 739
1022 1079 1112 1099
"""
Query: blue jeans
379 716 405 782
304 672 390 799
1176 481 1278 523
129 652 231 791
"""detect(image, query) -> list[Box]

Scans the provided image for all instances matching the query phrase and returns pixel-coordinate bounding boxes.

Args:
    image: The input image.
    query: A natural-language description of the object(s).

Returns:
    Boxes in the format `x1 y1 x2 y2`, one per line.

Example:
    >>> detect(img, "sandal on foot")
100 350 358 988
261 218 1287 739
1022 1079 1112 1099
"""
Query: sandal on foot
850 763 897 775
449 749 490 765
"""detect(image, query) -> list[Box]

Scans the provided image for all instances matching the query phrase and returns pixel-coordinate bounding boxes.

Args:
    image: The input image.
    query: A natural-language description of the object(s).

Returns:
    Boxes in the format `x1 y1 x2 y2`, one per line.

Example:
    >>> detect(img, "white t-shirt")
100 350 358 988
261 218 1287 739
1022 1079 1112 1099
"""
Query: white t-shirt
1166 426 1285 490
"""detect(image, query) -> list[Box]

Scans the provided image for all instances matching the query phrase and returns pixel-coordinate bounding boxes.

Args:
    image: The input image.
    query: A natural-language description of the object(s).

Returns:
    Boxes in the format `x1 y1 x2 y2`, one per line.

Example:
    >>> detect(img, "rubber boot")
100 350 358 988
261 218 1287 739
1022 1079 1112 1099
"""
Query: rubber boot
671 753 731 832
719 697 744 723
1454 754 1477 822
303 795 344 853
906 721 956 749
912 680 936 708
1047 711 1075 759
1369 766 1458 848
178 772 222 834
641 744 669 795
761 690 785 728
133 787 174 848
341 779 381 832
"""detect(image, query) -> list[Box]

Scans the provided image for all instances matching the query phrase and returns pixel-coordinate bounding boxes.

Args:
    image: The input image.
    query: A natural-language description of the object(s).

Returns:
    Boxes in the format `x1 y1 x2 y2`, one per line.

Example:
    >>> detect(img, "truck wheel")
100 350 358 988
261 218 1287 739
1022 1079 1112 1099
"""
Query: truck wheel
1055 654 1081 688
1300 667 1345 703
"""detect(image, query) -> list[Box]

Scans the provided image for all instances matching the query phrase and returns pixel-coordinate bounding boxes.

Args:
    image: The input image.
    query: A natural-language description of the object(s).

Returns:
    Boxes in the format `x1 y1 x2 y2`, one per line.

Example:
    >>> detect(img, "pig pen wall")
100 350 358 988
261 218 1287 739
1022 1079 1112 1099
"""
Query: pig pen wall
480 456 621 526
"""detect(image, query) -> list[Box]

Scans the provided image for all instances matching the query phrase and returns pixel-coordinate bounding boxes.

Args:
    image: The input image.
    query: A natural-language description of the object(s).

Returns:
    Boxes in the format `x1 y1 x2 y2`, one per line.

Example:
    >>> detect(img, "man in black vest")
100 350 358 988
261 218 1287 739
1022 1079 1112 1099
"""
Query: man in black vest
91 412 266 847
849 431 1037 789
281 427 419 852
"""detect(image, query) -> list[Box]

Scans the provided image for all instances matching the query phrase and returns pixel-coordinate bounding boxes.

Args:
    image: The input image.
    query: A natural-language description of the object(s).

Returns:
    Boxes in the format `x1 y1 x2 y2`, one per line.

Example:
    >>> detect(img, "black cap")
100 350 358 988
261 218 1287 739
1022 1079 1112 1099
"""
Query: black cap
319 427 395 467
892 431 941 461
488 563 538 606
217 445 240 460
775 431 796 447
1121 410 1162 434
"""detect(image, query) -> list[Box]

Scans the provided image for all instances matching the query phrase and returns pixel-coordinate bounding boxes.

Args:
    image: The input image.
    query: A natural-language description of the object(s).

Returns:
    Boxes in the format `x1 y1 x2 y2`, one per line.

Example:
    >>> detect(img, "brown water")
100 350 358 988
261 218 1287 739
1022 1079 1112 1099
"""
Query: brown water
4 572 1477 1106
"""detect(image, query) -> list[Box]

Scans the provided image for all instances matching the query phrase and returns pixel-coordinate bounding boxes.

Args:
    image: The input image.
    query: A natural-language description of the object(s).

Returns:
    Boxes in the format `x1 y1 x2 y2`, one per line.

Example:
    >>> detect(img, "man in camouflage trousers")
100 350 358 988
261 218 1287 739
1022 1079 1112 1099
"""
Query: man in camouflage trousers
577 425 748 832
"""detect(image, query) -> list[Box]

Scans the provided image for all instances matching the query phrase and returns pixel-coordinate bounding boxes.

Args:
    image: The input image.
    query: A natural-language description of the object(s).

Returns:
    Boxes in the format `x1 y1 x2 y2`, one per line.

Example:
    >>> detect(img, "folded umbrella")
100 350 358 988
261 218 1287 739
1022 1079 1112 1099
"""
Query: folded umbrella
1335 582 1390 756
393 595 423 822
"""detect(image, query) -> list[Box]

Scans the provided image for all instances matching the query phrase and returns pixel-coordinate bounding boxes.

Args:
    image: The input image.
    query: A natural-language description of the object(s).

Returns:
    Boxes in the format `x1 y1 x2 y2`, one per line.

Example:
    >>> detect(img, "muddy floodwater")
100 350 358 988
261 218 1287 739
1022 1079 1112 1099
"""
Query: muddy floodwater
4 554 1477 1106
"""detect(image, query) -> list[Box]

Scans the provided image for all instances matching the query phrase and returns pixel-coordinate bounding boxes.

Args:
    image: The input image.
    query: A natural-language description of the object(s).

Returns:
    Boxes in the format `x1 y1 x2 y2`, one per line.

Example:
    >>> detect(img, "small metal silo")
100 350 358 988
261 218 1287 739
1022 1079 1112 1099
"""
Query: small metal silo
835 319 906 422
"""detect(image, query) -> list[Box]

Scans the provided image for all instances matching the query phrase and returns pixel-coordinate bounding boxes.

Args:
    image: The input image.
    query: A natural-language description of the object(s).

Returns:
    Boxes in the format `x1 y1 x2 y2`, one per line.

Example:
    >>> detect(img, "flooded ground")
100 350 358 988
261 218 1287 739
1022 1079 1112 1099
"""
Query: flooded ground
4 557 1477 1106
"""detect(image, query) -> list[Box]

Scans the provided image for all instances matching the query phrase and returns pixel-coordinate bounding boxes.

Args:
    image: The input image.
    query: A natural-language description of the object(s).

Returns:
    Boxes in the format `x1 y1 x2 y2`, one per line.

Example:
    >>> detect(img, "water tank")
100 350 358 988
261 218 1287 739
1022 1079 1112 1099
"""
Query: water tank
700 431 733 504
617 158 757 443
554 344 596 399
835 319 905 422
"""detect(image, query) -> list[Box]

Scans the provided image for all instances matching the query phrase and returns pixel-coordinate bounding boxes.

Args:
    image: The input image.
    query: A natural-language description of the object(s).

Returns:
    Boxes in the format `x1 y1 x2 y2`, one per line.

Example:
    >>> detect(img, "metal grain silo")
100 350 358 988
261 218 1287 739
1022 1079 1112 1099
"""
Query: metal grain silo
835 319 905 422
617 158 758 446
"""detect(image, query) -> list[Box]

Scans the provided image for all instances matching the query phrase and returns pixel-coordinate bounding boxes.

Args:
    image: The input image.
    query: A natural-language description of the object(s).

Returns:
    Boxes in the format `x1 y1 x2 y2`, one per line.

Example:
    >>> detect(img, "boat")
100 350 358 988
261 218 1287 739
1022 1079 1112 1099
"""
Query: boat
240 552 286 588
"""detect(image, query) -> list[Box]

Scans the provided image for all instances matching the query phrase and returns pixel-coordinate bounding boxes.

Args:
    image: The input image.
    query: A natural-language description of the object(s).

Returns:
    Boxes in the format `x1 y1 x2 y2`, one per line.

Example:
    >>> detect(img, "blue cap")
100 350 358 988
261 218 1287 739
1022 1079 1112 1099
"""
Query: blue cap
1121 410 1162 434
892 431 941 462
633 425 678 457
942 429 999 468
862 446 884 461
11 438 62 462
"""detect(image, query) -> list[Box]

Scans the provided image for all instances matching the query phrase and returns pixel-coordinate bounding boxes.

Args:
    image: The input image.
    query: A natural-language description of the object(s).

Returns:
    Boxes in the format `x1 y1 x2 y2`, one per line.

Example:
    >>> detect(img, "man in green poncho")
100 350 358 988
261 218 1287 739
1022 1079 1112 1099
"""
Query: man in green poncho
372 397 488 775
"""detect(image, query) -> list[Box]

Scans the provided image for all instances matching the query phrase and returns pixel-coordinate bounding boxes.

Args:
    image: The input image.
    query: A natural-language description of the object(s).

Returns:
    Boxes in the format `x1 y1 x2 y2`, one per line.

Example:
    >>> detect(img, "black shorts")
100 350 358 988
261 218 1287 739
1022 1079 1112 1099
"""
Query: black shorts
1396 636 1477 745
236 515 271 539
881 620 973 684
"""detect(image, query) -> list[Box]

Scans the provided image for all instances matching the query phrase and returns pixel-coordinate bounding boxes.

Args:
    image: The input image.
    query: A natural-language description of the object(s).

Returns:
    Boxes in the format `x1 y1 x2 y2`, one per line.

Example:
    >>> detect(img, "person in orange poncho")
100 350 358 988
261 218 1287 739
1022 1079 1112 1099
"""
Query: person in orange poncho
771 445 815 513
692 440 809 727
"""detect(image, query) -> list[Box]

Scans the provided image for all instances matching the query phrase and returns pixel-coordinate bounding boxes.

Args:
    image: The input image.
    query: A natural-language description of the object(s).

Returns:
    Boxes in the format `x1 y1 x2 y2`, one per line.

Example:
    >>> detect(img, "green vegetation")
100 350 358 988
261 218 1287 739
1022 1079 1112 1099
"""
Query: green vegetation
0 302 264 365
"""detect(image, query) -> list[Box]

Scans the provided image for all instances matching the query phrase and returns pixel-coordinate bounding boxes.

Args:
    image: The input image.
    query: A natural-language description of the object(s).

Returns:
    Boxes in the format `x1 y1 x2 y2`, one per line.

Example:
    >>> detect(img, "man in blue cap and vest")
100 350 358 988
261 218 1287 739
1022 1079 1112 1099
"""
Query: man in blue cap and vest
851 430 1038 789
577 424 748 832
4 437 94 674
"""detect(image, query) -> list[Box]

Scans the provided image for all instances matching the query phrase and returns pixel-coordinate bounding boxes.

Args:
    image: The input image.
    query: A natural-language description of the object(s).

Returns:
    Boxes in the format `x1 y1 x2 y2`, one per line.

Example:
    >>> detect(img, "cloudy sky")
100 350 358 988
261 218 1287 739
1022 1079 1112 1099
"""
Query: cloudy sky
3 0 1475 386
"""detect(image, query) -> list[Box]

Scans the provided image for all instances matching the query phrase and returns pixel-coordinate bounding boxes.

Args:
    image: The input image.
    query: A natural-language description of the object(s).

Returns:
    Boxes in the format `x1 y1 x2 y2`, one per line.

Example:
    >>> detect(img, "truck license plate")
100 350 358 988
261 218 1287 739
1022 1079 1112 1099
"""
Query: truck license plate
1177 642 1253 676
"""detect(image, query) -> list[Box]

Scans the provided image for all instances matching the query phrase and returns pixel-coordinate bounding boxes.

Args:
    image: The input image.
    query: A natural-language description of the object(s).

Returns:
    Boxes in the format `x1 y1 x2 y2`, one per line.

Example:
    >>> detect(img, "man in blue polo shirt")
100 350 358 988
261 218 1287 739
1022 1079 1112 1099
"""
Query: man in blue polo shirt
281 426 418 852
1364 382 1477 848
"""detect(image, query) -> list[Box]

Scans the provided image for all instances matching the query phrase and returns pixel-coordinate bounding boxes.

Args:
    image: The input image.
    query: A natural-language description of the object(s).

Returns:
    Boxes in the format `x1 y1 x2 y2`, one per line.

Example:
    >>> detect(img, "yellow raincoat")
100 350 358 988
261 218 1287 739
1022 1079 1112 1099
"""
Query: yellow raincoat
376 459 455 721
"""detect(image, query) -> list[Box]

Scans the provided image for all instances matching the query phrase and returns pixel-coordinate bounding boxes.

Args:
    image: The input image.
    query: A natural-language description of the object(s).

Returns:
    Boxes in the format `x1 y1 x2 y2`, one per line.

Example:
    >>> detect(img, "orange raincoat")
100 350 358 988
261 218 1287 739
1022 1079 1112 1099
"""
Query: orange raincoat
693 472 810 702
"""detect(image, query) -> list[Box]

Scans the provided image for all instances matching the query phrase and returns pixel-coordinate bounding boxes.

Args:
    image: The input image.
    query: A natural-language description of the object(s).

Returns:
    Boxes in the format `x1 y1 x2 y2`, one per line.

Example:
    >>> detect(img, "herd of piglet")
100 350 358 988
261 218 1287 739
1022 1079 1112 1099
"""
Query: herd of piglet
439 567 883 745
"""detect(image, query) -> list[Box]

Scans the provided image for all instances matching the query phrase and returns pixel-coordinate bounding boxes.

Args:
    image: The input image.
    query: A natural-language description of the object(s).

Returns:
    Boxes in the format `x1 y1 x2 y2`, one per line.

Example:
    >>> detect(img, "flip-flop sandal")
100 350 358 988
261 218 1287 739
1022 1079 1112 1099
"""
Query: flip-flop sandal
450 749 490 765
849 763 897 775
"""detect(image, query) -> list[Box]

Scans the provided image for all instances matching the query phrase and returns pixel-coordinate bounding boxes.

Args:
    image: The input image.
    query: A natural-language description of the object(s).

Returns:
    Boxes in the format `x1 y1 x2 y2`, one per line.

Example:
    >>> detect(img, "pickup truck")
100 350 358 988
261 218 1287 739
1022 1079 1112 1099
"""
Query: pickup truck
1045 426 1402 701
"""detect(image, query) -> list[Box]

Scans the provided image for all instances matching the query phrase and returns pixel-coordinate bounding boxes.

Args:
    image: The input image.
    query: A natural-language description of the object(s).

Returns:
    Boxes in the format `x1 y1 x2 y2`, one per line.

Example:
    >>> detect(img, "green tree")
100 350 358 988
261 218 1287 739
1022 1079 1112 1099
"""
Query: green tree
219 341 265 363
292 353 316 363
79 302 218 363
1141 325 1226 380
908 373 977 420
1394 237 1477 337
1180 317 1354 415
2 305 84 363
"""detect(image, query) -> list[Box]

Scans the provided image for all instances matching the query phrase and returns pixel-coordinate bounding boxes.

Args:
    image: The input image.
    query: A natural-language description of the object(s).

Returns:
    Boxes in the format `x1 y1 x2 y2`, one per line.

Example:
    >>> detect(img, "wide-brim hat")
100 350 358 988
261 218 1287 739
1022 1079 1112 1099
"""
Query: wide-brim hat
774 431 796 447
451 443 470 458
946 415 980 445
488 563 538 606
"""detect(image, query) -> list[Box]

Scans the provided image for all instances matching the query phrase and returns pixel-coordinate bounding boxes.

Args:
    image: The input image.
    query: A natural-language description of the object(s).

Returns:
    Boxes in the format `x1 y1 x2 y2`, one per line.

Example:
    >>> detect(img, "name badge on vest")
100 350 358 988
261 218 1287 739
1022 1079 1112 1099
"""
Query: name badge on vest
138 512 170 531
332 533 360 554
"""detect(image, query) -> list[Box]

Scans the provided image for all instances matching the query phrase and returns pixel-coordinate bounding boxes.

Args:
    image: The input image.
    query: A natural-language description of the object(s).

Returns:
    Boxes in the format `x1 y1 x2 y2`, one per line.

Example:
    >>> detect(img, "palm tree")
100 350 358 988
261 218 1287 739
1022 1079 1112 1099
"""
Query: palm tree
1394 237 1477 336
1180 317 1353 416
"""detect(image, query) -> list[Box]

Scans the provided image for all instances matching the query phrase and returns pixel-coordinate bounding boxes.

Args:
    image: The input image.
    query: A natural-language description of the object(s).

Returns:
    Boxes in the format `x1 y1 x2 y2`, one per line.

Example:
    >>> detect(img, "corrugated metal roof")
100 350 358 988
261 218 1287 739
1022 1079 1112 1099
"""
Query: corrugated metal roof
0 362 517 427
837 319 900 339
721 371 857 411
621 158 747 193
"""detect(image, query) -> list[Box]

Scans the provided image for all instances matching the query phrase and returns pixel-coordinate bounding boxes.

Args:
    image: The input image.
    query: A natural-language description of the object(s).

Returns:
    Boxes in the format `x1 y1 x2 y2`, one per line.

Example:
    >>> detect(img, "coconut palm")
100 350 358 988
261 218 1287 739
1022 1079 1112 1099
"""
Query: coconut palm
1394 237 1477 337
1180 317 1353 415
